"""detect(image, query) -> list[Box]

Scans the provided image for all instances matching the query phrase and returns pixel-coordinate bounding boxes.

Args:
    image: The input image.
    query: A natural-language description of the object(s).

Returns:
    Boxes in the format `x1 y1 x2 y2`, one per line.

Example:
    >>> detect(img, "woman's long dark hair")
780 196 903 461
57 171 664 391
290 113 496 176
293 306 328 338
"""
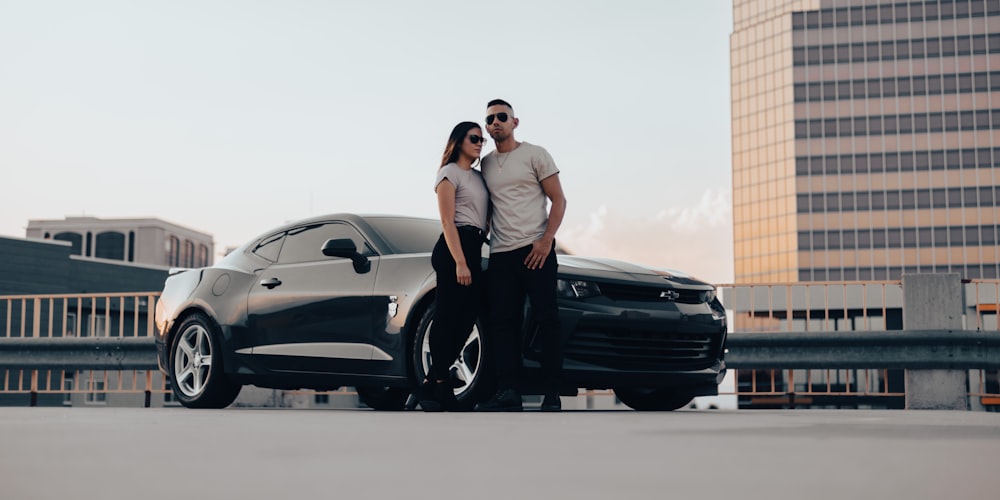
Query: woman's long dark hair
440 121 482 168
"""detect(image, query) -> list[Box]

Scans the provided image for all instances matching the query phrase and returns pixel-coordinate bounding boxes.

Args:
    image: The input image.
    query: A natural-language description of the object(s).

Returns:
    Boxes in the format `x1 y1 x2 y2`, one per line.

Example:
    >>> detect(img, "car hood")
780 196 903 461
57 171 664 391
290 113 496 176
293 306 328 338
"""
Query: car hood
555 255 714 289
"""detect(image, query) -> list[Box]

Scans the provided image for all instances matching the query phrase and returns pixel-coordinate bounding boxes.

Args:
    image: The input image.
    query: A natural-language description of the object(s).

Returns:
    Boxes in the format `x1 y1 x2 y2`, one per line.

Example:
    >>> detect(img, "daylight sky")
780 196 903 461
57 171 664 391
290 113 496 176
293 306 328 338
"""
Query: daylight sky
1 1 735 283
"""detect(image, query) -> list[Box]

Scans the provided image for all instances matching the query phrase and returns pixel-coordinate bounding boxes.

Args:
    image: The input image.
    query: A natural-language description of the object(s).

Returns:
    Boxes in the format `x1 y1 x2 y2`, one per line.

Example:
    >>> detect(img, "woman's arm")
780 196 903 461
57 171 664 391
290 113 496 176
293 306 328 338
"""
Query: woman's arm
436 179 473 286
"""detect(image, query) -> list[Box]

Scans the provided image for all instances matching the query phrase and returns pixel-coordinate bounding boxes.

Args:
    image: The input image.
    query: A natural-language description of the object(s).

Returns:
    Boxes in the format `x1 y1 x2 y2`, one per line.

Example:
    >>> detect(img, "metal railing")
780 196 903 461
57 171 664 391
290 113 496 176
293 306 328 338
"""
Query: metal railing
0 292 168 406
716 278 1000 409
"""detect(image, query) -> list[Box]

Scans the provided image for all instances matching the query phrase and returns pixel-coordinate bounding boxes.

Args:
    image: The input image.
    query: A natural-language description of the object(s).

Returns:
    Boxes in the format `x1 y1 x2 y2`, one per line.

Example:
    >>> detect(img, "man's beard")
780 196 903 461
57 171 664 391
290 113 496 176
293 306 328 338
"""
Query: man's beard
489 130 509 142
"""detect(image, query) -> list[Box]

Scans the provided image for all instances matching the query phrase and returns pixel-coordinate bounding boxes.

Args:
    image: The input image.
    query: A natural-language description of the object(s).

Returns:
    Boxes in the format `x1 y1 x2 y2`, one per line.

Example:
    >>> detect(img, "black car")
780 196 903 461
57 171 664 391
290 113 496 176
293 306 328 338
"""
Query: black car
154 214 727 411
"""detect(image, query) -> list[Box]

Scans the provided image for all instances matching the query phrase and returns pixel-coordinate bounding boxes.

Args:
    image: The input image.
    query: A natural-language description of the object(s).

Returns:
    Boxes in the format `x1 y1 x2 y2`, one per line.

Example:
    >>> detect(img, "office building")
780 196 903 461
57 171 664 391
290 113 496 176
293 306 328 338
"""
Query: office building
732 0 1000 283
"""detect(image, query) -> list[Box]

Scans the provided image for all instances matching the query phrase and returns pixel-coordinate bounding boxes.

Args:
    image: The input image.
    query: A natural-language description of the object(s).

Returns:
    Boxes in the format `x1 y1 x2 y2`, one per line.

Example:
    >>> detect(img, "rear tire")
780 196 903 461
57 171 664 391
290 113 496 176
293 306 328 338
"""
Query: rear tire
356 386 409 411
412 302 494 411
614 388 695 411
169 313 241 409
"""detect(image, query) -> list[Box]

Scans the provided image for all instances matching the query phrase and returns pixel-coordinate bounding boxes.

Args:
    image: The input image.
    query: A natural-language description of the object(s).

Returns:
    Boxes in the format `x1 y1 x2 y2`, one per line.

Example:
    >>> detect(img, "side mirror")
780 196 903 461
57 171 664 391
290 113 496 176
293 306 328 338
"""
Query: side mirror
321 238 371 274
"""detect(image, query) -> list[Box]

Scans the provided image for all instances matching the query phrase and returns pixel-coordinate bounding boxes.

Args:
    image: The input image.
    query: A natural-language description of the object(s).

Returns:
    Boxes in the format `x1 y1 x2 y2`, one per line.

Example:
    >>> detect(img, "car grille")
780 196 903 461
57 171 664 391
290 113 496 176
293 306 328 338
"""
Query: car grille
564 327 720 370
598 283 704 304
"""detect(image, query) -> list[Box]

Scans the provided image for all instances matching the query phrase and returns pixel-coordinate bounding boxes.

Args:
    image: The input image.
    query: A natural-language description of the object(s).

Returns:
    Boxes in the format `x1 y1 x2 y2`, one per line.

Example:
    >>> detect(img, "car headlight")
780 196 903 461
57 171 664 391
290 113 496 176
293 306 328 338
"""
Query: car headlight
557 279 601 299
699 290 716 303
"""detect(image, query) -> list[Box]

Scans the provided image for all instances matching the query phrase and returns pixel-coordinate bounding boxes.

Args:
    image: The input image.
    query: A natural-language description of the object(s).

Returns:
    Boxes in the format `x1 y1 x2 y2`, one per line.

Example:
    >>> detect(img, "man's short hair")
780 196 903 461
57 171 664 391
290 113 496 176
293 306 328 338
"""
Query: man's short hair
487 98 513 112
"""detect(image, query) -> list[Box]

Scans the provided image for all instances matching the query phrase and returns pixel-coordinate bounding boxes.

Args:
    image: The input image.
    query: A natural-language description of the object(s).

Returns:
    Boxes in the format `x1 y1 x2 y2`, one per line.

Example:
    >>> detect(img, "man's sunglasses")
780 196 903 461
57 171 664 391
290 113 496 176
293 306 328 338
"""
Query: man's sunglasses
468 135 487 145
485 112 510 125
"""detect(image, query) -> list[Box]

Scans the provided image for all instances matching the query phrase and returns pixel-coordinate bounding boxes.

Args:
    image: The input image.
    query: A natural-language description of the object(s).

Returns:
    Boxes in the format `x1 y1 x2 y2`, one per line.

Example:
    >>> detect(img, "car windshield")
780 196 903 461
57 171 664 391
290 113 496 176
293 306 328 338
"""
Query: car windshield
366 217 441 254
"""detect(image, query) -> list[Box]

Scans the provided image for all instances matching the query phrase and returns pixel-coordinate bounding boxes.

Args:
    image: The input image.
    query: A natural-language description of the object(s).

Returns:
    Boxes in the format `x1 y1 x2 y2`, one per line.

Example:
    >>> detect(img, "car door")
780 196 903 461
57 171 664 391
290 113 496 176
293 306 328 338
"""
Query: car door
246 222 381 374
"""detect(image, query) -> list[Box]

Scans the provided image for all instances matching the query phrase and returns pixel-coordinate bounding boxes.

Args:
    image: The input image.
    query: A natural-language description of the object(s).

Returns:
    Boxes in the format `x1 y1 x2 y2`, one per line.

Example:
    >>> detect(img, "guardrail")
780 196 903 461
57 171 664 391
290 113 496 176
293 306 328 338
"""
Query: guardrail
2 276 999 410
726 330 1000 370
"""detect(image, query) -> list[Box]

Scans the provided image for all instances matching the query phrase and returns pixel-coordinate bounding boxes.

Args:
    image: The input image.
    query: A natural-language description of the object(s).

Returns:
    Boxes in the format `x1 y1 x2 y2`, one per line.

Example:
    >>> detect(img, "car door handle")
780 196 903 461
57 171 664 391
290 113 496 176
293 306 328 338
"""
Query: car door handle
260 278 282 289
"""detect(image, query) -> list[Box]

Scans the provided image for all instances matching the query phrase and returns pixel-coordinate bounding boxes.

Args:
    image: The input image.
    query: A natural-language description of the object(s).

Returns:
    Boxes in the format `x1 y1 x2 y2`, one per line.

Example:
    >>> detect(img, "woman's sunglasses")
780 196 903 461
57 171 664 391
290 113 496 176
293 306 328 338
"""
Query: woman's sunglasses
485 112 509 125
468 135 487 145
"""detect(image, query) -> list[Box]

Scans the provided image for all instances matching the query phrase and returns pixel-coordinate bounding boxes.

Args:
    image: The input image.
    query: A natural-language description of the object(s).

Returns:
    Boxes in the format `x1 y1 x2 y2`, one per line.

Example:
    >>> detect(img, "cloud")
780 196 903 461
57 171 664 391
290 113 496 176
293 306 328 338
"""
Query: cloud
559 188 734 284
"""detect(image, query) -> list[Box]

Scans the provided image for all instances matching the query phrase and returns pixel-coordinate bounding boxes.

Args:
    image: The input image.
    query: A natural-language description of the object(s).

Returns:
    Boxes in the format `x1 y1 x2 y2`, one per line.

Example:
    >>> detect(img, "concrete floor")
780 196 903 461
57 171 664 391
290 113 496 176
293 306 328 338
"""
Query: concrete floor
1 407 998 500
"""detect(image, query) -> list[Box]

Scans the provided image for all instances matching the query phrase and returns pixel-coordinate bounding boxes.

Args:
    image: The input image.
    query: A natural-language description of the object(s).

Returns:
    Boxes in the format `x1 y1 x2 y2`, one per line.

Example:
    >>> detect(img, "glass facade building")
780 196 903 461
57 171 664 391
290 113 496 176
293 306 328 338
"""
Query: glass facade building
732 0 1000 283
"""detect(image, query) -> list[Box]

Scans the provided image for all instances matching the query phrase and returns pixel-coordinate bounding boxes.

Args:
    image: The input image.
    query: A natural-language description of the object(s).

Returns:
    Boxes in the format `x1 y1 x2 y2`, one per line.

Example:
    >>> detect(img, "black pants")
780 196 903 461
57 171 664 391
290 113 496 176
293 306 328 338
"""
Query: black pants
429 227 485 381
487 243 561 391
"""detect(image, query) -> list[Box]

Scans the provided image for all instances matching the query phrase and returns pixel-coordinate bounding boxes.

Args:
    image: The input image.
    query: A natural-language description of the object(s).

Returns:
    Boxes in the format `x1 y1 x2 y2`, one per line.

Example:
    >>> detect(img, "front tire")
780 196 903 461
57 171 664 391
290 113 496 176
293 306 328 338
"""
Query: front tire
169 313 241 409
412 302 494 411
614 388 695 411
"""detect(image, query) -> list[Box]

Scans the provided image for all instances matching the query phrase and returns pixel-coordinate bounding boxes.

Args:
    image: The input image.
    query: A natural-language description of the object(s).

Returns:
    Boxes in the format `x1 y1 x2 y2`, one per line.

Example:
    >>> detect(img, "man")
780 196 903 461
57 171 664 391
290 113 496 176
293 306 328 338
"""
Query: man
474 99 567 412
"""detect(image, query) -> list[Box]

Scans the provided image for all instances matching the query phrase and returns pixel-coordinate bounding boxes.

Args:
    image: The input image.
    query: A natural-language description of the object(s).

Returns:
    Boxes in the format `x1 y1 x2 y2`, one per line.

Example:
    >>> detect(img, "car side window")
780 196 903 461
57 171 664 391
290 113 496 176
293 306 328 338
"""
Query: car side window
276 222 373 264
252 233 285 262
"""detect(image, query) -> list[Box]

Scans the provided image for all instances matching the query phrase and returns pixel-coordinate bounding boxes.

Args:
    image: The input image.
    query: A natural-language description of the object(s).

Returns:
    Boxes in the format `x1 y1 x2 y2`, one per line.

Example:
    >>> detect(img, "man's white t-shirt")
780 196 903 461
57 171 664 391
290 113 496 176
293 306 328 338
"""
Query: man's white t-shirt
480 142 559 253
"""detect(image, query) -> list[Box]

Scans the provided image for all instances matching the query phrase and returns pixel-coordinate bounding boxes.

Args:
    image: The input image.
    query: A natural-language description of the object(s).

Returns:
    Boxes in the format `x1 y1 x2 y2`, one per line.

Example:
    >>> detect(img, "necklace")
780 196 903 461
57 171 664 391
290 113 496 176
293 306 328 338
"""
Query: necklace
496 151 510 171
495 142 518 171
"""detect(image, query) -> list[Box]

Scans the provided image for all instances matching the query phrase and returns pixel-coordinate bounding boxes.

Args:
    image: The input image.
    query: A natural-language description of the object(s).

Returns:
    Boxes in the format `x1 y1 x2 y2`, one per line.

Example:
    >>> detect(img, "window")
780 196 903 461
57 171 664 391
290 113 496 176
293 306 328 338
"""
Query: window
167 236 180 266
65 312 77 337
949 227 964 246
794 84 807 101
871 191 886 210
89 314 107 337
828 231 841 250
95 231 125 260
851 43 866 61
868 115 882 135
62 375 74 406
929 114 944 132
198 244 210 267
54 232 83 256
896 39 910 59
926 38 941 58
252 233 284 262
276 222 372 264
963 187 979 206
184 240 195 268
960 111 975 130
837 81 851 99
884 115 898 135
86 379 107 405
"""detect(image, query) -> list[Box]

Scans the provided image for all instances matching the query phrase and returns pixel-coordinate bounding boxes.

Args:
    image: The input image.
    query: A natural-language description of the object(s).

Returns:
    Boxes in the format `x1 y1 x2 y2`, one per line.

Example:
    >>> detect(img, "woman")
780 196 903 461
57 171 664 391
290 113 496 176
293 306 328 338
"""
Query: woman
418 121 490 412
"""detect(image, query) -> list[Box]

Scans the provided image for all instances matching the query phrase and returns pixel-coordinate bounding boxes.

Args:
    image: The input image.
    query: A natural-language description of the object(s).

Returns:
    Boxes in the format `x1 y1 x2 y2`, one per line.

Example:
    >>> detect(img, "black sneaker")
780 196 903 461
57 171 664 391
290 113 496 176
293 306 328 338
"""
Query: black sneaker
474 389 523 412
434 380 459 412
417 380 442 412
541 392 562 412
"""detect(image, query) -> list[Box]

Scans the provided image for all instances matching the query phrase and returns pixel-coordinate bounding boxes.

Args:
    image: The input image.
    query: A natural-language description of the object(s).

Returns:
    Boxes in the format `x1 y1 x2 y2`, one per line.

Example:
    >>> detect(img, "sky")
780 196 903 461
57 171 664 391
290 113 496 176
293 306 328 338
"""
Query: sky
0 0 735 284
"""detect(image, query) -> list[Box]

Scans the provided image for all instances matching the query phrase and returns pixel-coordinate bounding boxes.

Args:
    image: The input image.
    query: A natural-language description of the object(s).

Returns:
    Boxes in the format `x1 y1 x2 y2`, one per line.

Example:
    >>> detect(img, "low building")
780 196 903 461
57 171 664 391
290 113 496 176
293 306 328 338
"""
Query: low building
26 216 214 268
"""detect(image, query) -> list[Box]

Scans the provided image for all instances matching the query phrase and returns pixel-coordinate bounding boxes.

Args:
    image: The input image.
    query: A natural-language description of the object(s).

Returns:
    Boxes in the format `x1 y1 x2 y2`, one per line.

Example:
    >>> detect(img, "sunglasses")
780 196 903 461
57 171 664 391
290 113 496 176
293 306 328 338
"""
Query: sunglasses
468 135 487 145
485 112 510 125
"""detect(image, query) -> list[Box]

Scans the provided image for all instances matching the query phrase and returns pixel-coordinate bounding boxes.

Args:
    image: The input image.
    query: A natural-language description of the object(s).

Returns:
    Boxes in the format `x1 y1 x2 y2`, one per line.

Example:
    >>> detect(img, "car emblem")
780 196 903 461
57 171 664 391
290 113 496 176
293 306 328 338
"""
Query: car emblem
660 290 679 300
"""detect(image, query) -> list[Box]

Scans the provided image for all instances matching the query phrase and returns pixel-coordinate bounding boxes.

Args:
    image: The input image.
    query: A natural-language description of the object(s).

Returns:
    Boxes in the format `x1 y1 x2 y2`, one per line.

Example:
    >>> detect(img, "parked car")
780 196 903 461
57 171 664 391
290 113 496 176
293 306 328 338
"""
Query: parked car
154 214 727 411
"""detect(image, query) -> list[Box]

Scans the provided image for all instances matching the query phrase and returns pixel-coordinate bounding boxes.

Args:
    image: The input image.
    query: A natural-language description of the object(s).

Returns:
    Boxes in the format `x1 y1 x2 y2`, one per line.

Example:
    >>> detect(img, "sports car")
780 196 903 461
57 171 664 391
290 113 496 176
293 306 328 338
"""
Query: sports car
154 214 727 411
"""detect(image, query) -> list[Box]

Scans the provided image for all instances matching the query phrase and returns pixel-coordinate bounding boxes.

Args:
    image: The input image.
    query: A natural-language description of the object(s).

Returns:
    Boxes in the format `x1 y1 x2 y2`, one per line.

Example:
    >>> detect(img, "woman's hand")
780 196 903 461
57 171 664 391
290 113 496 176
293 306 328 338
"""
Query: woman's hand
456 262 472 286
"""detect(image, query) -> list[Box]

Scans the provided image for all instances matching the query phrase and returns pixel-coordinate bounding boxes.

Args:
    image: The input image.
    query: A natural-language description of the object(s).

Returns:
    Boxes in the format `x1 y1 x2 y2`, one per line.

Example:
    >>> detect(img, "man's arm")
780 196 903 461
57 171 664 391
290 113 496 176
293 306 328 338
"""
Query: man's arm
525 173 567 270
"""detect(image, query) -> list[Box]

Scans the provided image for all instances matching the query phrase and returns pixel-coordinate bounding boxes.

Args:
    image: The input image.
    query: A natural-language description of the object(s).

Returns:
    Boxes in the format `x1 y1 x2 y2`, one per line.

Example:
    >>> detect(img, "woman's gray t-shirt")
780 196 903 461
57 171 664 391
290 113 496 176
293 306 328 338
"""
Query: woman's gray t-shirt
434 163 490 231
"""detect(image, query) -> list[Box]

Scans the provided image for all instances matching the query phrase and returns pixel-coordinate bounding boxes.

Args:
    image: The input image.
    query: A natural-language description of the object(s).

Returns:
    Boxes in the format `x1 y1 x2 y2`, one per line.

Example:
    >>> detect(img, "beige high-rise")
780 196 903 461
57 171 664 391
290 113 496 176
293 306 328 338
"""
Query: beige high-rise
732 0 999 283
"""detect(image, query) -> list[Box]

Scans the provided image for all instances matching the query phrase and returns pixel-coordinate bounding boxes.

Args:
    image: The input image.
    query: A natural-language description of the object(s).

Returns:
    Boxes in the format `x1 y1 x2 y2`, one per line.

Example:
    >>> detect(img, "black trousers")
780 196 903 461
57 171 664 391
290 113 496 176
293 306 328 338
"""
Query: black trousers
487 243 561 391
429 227 485 381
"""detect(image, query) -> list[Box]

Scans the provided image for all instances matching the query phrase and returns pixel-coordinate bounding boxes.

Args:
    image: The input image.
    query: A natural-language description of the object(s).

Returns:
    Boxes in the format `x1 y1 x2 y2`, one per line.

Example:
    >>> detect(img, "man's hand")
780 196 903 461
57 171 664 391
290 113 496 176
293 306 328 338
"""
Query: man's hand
524 237 553 270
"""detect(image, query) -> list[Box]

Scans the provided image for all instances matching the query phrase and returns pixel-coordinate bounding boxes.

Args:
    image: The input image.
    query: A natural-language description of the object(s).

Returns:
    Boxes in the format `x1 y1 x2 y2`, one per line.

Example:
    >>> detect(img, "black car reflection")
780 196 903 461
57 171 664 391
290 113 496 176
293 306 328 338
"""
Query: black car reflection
154 214 727 411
